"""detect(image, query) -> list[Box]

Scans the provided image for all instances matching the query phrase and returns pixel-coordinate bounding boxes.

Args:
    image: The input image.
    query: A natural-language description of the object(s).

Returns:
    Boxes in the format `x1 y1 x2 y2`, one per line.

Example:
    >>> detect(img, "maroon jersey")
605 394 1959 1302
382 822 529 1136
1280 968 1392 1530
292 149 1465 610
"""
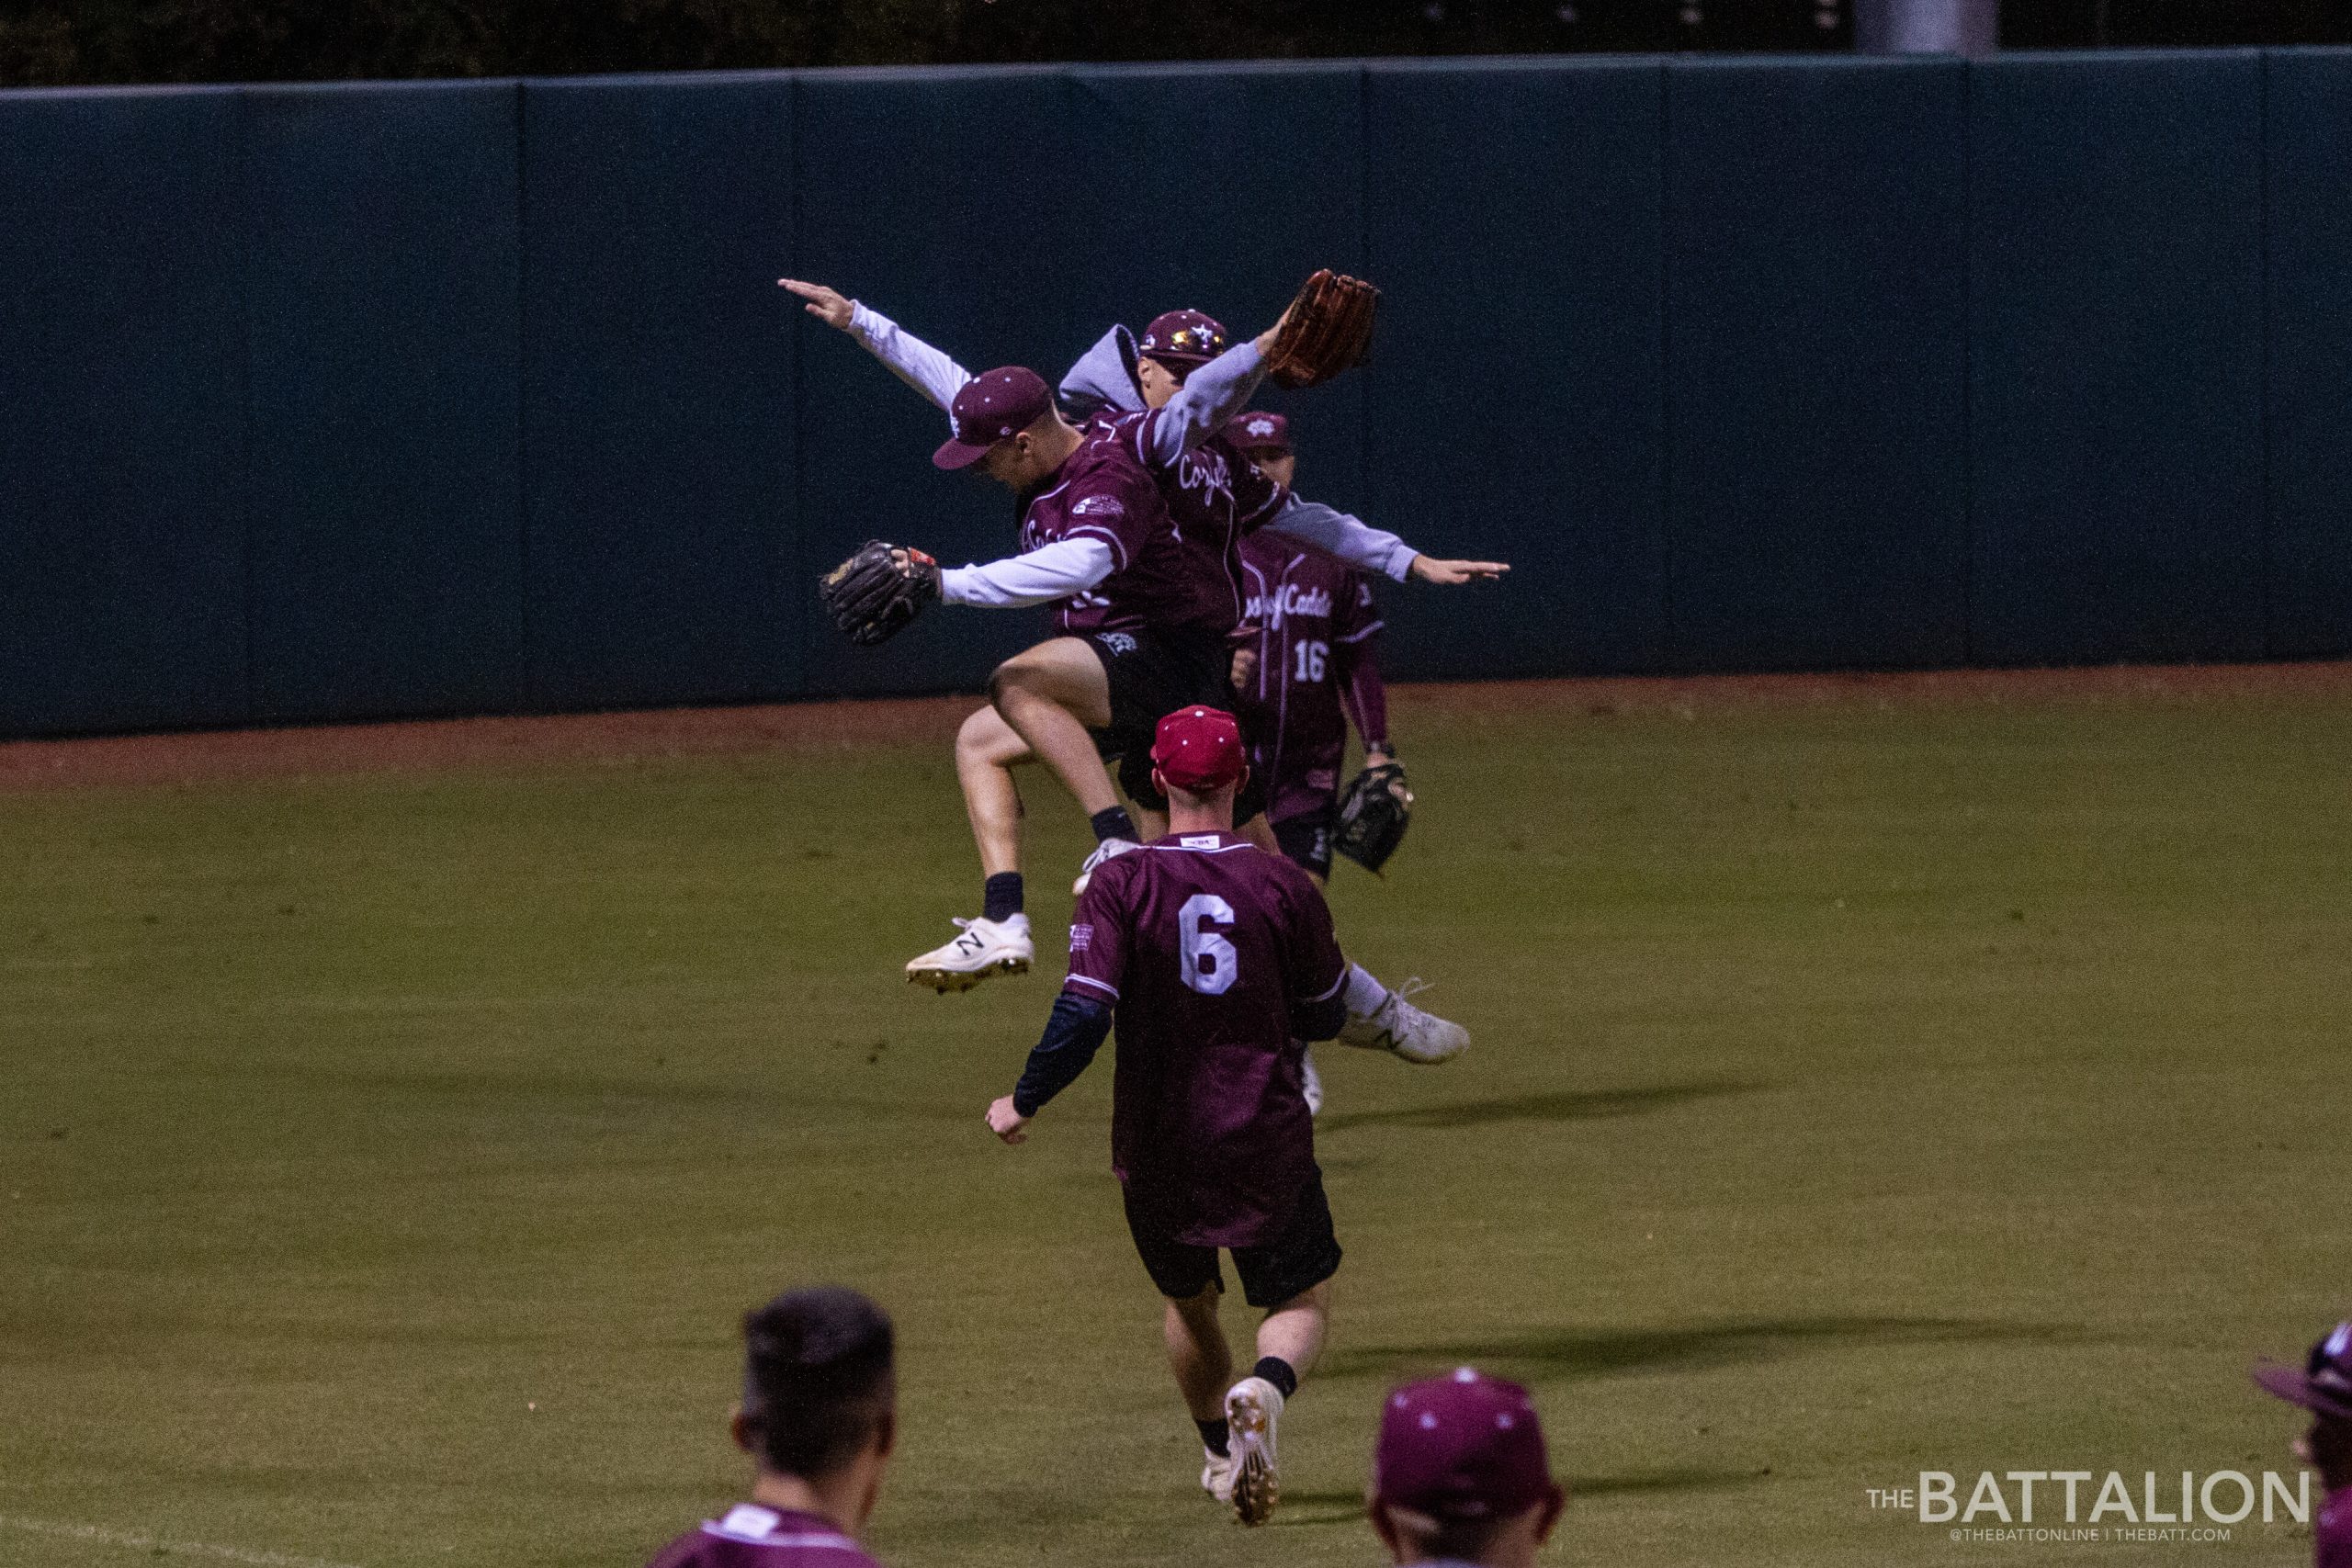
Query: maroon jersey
1233 534 1387 824
1082 408 1291 633
2322 1487 2352 1568
1064 830 1348 1247
644 1506 883 1568
1023 419 1239 638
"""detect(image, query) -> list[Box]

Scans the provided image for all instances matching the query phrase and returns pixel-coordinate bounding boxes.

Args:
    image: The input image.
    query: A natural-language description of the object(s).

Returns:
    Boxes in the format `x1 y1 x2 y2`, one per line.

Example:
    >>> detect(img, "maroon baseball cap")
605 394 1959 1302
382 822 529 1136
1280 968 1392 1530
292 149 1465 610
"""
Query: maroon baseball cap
2255 1322 2352 1422
1137 310 1227 370
1373 1369 1559 1521
1150 705 1246 792
934 367 1053 470
1224 411 1292 456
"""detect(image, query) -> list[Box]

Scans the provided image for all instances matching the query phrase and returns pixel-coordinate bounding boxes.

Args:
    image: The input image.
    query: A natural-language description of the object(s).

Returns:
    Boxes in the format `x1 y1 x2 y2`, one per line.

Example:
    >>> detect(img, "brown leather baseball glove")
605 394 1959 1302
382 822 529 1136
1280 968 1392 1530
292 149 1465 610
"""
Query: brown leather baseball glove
1264 269 1380 389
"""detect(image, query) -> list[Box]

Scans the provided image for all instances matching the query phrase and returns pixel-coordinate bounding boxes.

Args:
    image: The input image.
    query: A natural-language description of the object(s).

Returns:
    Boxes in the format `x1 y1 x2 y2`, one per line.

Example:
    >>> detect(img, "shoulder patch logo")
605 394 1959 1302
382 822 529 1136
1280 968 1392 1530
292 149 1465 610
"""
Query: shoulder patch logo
1072 493 1125 518
1098 631 1139 656
1069 923 1093 951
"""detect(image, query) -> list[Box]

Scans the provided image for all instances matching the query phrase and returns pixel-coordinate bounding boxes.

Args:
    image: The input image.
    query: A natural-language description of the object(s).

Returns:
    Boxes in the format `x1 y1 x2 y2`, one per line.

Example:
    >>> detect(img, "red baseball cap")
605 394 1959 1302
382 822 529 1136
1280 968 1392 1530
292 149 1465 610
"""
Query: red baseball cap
1224 411 1292 457
1149 705 1246 792
1373 1369 1559 1521
934 367 1052 469
1138 310 1227 370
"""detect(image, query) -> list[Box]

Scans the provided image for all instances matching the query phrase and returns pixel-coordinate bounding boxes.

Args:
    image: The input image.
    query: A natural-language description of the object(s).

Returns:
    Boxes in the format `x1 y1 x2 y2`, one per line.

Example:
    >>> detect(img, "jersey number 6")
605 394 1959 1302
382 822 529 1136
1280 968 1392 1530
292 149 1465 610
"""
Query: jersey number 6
1179 895 1238 996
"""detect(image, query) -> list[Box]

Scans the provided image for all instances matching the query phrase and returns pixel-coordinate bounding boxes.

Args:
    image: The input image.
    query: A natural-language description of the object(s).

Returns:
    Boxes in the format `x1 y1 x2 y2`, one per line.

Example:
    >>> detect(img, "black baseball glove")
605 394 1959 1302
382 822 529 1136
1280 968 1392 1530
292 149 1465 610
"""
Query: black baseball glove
820 541 940 647
1334 761 1412 874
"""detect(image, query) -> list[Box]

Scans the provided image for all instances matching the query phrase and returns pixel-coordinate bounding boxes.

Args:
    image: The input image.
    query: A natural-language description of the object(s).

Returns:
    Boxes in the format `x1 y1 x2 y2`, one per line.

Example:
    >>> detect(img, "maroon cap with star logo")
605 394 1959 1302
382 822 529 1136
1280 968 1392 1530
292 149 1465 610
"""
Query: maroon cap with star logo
934 367 1053 469
1137 310 1228 370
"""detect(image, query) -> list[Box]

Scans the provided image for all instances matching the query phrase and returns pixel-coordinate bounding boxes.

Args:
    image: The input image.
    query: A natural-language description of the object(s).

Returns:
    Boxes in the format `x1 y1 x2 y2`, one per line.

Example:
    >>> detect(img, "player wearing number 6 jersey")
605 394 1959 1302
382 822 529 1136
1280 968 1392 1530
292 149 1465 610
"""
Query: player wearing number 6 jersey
985 706 1346 1527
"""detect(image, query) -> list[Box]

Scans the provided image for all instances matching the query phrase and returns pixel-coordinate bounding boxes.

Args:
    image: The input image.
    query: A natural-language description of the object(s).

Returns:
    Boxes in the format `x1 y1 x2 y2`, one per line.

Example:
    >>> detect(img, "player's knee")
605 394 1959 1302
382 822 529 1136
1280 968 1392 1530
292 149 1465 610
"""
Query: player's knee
988 653 1041 708
955 707 999 760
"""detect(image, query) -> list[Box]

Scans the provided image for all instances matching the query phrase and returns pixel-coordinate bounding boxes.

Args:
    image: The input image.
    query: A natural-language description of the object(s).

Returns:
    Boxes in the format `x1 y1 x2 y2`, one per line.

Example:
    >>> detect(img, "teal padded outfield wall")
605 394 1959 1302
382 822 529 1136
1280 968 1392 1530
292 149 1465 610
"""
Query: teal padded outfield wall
4 51 2350 737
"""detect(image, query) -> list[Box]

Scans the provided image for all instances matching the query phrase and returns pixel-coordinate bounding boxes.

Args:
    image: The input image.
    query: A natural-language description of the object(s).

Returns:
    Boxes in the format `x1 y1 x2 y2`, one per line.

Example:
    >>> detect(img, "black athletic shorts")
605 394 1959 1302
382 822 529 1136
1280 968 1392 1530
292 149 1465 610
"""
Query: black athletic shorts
1083 628 1269 821
1122 1169 1343 1309
1272 807 1338 880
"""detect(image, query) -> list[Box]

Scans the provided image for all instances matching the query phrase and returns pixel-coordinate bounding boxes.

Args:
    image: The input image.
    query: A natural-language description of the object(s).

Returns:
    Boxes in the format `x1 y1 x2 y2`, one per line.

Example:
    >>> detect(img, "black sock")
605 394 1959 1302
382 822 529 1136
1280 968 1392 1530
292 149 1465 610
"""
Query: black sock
1196 1416 1230 1457
1252 1356 1298 1401
1090 806 1138 844
982 873 1023 923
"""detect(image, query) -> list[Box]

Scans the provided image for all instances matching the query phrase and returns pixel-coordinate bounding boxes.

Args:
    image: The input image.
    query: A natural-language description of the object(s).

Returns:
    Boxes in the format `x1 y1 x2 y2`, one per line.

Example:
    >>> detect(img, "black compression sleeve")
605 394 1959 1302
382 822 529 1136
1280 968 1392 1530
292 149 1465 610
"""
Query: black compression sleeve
1012 993 1114 1117
1292 988 1350 1043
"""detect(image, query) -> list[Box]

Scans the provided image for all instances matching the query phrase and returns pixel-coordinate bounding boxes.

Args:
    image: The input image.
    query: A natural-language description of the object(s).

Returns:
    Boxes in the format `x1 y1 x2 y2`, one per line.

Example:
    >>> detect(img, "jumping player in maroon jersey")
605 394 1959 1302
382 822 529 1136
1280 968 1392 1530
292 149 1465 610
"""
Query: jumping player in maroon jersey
641 1287 899 1568
781 282 1498 1065
984 705 1349 1526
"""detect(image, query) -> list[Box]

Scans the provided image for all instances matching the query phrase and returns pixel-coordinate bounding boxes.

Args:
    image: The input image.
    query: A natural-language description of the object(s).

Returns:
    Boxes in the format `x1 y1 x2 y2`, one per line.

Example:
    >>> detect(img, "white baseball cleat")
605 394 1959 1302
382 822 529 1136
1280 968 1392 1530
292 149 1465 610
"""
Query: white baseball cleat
1225 1375 1284 1526
1201 1445 1238 1505
903 914 1032 993
1072 838 1139 895
1337 977 1468 1064
1301 1046 1324 1118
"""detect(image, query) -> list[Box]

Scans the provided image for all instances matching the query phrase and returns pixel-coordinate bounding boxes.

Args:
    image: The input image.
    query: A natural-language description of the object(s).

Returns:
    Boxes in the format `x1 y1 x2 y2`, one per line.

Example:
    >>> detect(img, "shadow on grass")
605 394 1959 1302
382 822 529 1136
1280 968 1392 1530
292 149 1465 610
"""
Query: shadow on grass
1317 1079 1766 1134
1323 1314 2080 1384
1268 1468 1765 1528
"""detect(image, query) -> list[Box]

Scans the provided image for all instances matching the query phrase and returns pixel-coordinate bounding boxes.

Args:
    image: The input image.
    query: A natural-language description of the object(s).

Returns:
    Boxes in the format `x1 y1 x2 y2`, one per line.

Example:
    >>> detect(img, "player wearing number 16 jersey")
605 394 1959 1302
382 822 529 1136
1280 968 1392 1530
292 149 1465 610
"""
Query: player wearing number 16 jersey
985 706 1348 1527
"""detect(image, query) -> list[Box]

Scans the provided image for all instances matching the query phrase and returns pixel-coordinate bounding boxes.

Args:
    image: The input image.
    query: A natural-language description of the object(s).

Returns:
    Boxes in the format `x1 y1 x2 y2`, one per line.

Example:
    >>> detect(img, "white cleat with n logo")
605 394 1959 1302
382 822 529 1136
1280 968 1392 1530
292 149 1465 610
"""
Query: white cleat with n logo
1337 977 1468 1064
904 914 1032 993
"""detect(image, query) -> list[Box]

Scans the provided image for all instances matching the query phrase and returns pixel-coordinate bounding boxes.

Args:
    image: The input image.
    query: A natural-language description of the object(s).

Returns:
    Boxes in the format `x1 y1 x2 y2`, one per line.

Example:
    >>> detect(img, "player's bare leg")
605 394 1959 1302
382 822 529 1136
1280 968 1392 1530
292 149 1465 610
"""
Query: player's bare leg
1253 1281 1328 1378
987 638 1145 892
989 638 1117 807
905 705 1037 992
1165 1286 1239 1505
1225 1280 1328 1526
956 704 1031 875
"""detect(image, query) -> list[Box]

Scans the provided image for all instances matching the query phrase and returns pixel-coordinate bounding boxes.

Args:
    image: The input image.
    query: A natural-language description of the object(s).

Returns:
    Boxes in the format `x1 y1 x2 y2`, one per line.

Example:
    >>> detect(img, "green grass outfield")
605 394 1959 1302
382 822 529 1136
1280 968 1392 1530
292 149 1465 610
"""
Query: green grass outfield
3 671 2346 1568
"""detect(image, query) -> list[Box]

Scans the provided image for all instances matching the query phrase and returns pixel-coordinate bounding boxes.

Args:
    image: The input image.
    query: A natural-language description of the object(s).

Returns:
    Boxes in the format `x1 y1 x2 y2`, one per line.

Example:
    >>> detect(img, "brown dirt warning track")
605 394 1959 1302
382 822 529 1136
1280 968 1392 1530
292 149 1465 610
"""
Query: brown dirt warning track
2 660 2347 793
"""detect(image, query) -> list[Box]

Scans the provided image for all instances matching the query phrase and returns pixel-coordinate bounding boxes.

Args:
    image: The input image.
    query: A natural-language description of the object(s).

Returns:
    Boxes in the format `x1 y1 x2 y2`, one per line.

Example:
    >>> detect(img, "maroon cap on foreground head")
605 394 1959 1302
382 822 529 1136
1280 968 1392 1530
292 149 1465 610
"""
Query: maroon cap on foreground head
1138 310 1228 369
934 367 1053 469
2255 1322 2352 1422
1224 411 1292 457
1150 705 1246 792
1374 1369 1558 1521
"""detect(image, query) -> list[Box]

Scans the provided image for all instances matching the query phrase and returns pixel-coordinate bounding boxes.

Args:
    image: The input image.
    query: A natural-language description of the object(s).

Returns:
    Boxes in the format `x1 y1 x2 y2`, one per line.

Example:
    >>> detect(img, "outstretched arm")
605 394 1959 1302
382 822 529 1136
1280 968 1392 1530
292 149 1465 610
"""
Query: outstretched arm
938 537 1115 610
1261 493 1510 586
780 278 973 418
